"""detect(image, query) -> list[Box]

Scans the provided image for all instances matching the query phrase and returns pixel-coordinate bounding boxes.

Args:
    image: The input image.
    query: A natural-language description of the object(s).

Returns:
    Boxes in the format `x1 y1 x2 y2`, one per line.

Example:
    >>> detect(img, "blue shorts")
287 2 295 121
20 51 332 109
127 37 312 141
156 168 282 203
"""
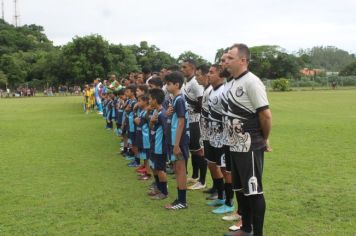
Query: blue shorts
169 144 189 162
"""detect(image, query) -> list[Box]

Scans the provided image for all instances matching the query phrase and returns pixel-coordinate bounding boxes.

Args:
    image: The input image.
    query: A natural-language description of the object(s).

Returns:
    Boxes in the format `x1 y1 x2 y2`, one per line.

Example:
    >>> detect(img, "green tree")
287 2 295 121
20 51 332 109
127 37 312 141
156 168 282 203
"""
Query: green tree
339 61 356 76
177 51 209 66
61 35 112 85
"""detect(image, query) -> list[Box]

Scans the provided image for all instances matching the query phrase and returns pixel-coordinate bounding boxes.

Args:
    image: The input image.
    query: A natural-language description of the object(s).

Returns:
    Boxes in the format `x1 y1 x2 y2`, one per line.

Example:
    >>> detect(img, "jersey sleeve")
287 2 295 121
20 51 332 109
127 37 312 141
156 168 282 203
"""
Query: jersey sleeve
246 78 269 112
175 98 186 118
193 80 204 98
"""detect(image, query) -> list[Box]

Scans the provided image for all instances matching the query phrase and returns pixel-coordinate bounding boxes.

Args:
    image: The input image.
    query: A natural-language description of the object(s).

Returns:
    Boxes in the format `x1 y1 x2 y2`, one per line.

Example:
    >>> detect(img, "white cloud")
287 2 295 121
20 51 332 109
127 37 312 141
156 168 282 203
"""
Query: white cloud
2 0 356 61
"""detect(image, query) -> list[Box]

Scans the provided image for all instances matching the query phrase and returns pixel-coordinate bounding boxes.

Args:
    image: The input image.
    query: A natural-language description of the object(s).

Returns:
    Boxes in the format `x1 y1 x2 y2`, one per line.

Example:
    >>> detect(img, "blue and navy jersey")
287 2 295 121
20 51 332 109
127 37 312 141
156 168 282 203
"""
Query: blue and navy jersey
171 94 190 146
163 97 173 149
106 99 114 120
117 99 124 125
136 110 150 149
127 99 137 133
150 108 167 155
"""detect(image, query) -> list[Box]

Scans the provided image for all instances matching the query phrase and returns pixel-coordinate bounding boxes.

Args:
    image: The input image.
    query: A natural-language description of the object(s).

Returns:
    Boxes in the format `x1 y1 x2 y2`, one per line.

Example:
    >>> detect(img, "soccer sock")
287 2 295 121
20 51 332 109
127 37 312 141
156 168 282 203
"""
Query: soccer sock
215 178 224 200
177 188 186 204
154 175 159 186
199 157 207 185
249 194 266 236
191 154 199 179
224 183 233 207
236 191 252 233
160 182 168 195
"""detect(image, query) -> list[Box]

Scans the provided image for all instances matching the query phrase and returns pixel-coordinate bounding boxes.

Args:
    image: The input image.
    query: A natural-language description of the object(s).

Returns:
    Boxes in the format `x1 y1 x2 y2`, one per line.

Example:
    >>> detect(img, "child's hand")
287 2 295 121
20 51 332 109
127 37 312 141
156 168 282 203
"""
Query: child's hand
166 105 173 116
150 111 158 124
134 117 140 125
173 145 182 156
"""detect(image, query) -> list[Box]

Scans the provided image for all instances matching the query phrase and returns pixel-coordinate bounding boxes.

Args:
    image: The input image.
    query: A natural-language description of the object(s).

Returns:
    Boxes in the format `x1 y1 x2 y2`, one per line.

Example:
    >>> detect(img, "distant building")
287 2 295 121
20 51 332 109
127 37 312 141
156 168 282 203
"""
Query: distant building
300 68 324 76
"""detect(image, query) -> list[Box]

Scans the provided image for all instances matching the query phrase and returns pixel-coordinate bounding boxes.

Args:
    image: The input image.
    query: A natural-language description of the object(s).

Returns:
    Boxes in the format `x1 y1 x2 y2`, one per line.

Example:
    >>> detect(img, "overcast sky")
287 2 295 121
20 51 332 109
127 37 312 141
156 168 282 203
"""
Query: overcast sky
2 0 356 62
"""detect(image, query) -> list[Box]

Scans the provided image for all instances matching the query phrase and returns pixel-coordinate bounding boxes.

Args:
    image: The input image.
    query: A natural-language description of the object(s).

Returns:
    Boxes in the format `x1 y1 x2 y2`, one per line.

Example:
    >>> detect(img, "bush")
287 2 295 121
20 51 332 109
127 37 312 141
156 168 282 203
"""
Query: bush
271 78 290 91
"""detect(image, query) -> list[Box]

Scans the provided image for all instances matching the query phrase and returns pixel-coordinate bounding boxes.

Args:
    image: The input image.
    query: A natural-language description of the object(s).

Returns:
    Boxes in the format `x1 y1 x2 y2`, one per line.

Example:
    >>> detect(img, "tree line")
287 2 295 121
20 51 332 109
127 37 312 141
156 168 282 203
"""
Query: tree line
0 19 355 89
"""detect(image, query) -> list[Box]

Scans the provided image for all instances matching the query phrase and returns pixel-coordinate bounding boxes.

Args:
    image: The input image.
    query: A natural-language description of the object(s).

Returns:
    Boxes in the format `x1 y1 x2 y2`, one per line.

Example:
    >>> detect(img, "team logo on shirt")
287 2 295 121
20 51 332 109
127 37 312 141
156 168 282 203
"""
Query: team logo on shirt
235 86 244 97
212 96 218 105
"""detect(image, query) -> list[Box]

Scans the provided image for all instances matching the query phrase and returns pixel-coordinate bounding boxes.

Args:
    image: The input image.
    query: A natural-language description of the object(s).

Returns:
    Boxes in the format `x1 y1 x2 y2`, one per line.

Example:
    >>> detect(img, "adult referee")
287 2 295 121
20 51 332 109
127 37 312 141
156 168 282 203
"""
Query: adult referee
224 44 272 236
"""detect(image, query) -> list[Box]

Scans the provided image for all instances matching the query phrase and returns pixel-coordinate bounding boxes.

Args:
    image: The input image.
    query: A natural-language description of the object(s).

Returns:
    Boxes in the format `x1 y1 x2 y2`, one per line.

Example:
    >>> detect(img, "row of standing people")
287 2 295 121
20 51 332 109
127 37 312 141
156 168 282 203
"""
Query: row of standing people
89 43 272 236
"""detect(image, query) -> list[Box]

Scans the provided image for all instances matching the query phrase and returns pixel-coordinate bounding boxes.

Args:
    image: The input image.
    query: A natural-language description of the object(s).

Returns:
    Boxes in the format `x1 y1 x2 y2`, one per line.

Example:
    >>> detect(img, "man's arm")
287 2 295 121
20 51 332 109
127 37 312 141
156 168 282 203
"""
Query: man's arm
258 108 272 141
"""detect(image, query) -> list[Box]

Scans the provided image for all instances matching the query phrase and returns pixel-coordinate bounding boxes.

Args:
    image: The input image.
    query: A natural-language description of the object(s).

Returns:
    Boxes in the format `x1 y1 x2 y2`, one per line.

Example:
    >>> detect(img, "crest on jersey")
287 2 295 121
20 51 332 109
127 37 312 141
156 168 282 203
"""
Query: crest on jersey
212 96 218 105
235 86 244 97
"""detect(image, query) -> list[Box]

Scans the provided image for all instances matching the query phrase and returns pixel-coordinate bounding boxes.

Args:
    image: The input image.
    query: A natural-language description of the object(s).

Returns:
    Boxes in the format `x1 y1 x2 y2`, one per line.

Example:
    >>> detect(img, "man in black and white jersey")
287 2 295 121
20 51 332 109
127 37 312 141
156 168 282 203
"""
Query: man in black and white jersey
224 44 272 236
188 64 211 190
181 59 205 186
205 64 234 215
220 52 243 230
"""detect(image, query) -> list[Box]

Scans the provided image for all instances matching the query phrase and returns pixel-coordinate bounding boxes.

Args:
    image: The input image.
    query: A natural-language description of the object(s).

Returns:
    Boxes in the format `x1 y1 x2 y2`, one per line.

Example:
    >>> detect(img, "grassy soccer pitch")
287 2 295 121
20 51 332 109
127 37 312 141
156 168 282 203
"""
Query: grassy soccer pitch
0 90 355 235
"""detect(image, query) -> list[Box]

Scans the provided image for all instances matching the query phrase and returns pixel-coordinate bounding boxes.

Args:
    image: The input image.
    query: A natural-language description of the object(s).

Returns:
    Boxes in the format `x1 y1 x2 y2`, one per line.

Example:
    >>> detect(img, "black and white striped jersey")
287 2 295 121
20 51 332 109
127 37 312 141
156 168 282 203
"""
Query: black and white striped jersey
208 83 225 148
221 79 234 146
227 71 269 152
200 85 213 141
182 76 204 123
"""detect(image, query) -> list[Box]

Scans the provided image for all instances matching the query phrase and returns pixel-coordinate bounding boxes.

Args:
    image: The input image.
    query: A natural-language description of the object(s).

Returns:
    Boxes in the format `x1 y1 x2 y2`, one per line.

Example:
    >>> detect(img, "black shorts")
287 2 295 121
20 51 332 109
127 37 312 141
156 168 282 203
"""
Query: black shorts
224 145 232 172
205 142 224 167
169 144 189 162
128 132 136 146
189 122 202 151
153 154 166 171
230 149 264 196
139 149 151 160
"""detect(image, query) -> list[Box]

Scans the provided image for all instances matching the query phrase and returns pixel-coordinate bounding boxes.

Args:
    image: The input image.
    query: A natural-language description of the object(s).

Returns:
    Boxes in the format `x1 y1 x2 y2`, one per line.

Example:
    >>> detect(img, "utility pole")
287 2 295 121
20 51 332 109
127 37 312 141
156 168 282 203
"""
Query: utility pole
1 0 4 21
14 0 20 27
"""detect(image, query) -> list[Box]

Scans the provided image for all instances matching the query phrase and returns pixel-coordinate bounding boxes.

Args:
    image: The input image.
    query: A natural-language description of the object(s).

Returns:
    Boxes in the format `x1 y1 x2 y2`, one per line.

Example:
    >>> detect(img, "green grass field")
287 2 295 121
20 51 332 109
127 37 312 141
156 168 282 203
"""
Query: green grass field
0 90 355 235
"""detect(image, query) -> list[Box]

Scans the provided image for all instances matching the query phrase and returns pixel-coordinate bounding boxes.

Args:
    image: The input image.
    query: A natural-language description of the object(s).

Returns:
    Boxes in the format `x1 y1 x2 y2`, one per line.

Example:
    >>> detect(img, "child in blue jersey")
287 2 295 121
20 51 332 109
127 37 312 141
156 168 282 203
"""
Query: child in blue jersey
134 85 149 172
105 93 116 130
134 94 151 180
164 72 190 210
125 84 139 166
148 88 168 200
115 89 125 136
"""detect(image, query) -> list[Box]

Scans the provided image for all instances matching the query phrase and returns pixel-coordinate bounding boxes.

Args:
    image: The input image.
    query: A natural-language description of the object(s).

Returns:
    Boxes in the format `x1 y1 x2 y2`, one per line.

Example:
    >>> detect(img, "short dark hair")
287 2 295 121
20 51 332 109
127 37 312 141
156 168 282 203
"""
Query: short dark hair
148 76 163 88
183 59 197 69
229 43 250 62
126 84 137 94
142 66 152 74
138 94 149 103
197 64 210 75
118 88 125 96
165 71 184 89
167 64 180 72
137 84 149 94
149 88 165 105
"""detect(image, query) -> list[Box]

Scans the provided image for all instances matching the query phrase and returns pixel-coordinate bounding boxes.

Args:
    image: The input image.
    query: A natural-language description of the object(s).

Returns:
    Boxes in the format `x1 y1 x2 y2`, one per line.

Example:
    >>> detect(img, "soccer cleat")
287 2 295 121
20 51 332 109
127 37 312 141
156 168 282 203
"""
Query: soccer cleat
206 192 218 200
165 199 188 210
222 213 241 221
128 161 140 167
187 181 206 190
125 156 135 161
212 204 234 214
207 198 225 206
151 193 168 200
147 188 160 196
138 175 151 181
186 177 199 184
229 220 242 231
